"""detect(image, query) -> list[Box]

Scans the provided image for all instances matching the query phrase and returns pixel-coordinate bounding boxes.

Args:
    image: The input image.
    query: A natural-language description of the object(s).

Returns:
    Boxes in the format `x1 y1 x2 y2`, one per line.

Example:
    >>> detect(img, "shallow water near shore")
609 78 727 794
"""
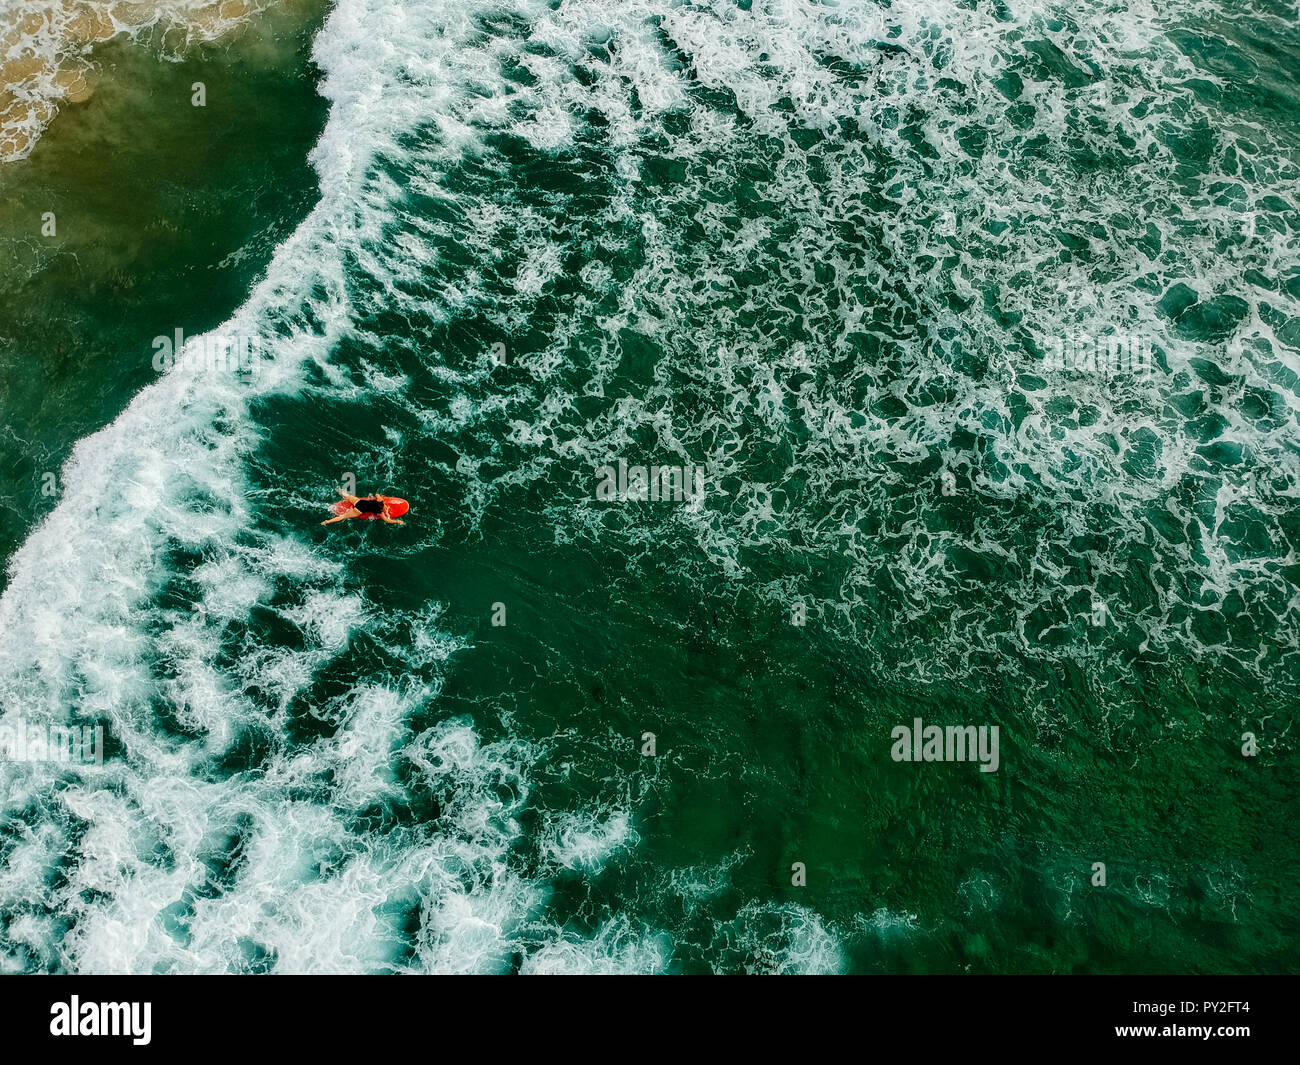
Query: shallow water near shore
0 0 329 575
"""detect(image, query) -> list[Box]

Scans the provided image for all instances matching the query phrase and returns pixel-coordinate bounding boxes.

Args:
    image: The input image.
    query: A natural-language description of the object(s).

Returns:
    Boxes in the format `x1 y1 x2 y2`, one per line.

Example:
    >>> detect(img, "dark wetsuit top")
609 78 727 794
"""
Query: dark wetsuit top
355 498 384 515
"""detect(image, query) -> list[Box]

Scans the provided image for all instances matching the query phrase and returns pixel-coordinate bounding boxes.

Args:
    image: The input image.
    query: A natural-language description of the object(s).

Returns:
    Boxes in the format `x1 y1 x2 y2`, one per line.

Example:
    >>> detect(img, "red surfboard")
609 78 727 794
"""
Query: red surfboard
330 497 410 520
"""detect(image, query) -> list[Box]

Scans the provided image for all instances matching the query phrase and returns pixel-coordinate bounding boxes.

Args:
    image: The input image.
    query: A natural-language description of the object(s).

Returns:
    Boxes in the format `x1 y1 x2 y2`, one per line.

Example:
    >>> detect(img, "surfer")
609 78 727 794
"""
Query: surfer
322 488 409 526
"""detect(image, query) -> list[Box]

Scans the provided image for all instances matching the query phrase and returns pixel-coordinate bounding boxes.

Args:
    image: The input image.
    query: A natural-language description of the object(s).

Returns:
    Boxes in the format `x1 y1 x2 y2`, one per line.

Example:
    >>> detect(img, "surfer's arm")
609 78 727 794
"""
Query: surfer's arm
337 488 359 502
381 515 405 525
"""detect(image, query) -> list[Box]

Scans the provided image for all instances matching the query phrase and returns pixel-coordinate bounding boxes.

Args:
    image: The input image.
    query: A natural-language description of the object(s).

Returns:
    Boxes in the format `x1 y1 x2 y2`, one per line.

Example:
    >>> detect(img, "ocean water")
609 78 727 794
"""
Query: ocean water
0 0 1297 974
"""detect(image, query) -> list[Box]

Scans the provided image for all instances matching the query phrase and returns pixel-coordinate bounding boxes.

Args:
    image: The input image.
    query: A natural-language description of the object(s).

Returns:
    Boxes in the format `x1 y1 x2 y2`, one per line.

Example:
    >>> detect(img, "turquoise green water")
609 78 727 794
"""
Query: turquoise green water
0 0 1297 974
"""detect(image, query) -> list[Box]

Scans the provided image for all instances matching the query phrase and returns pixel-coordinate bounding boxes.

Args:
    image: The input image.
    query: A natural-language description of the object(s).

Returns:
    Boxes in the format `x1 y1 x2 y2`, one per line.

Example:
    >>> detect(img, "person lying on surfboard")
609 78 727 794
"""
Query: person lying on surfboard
321 488 409 526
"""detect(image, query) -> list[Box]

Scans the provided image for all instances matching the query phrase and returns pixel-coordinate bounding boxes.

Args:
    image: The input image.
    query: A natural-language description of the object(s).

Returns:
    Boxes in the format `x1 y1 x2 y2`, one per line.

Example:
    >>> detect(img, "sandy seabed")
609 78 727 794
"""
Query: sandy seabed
1 0 267 161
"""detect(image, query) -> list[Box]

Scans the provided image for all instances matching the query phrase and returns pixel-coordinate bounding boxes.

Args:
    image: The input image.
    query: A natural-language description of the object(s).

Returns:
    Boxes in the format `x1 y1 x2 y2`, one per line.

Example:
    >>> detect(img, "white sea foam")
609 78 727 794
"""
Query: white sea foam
539 808 638 873
3 0 1290 974
0 0 687 974
712 901 847 975
343 0 1300 715
519 916 672 974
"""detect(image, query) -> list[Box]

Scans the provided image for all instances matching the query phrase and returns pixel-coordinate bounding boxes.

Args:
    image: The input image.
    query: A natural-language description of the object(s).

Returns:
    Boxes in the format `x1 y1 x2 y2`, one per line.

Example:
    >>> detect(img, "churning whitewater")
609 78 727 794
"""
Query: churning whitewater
1 0 1297 973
